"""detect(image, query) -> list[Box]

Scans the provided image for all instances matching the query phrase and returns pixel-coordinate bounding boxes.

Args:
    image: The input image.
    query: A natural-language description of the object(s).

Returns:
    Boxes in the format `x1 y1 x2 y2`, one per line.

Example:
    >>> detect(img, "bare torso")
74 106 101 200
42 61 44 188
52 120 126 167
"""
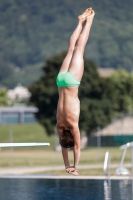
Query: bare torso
55 8 94 173
56 87 80 131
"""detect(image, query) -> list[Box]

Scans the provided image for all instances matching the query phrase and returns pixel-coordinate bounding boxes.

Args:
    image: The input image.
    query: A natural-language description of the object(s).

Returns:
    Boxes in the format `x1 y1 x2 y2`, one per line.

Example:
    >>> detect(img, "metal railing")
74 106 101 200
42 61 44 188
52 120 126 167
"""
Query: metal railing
103 151 112 199
103 151 110 178
115 142 133 176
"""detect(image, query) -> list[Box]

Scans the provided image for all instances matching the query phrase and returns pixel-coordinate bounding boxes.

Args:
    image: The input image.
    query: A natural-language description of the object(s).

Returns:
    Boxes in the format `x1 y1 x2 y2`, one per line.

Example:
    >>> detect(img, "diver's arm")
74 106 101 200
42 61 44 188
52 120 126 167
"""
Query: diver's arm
61 147 70 168
56 125 70 169
71 125 80 169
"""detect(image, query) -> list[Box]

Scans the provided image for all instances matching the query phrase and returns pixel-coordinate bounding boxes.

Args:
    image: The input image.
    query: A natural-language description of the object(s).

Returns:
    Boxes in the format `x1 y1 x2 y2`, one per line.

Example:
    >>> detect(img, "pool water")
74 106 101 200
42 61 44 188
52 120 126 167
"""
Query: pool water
0 178 133 200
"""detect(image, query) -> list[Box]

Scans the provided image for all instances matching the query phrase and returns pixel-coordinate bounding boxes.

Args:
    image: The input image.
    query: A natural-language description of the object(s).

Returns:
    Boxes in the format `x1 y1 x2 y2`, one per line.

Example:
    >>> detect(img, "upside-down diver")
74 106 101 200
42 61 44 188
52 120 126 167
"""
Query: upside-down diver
56 8 95 175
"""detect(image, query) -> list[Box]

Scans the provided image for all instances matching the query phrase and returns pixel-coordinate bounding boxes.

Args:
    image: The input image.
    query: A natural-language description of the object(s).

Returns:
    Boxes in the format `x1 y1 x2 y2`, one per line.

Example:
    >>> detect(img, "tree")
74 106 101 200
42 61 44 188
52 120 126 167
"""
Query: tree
29 52 120 135
0 0 133 87
29 52 65 134
29 52 133 135
109 69 133 113
0 88 8 106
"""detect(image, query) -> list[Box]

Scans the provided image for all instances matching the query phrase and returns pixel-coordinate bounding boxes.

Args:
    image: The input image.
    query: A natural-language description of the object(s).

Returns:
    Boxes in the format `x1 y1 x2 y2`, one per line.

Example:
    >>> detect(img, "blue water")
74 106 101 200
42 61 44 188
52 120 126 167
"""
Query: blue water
0 178 133 200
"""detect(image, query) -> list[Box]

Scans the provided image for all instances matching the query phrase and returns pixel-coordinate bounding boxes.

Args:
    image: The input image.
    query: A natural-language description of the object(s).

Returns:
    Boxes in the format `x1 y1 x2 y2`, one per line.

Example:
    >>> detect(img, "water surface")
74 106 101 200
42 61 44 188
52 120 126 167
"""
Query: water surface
0 178 132 200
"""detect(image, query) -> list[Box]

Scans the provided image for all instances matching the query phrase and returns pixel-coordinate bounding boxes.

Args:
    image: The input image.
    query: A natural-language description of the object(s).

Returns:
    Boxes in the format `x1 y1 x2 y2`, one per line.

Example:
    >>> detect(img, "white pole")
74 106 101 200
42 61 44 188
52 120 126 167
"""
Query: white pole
119 147 127 168
0 143 50 148
131 146 133 198
97 126 101 161
9 130 14 166
131 146 133 178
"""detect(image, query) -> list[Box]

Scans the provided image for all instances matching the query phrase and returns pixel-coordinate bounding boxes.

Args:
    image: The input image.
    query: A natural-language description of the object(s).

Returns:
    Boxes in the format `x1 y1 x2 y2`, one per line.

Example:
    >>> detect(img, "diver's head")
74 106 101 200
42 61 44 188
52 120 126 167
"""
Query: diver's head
59 129 74 148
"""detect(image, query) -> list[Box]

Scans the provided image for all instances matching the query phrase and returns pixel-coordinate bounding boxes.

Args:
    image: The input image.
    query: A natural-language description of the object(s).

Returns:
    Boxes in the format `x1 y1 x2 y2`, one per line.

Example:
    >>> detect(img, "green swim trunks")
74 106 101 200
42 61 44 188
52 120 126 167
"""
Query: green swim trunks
56 71 80 88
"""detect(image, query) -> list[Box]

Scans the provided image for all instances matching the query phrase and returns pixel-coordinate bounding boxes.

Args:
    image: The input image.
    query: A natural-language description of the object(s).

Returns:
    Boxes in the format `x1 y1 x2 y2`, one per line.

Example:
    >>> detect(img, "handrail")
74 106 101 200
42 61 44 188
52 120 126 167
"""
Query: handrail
120 142 132 150
103 151 112 199
103 151 110 177
119 147 127 167
115 141 133 176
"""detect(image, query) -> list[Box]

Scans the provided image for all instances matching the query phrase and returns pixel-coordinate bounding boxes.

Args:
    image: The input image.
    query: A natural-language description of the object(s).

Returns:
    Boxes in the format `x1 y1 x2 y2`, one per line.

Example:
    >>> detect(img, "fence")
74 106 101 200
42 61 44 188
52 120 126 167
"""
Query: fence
88 135 133 146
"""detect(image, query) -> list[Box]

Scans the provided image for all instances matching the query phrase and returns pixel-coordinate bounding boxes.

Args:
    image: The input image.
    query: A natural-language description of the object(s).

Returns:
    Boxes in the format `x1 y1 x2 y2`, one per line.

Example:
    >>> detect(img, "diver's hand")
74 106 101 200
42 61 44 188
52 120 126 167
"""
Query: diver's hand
65 166 79 176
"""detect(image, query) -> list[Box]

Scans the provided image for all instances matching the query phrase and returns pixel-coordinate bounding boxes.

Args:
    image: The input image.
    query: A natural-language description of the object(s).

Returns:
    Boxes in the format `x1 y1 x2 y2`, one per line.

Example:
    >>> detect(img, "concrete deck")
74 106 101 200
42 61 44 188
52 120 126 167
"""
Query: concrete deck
0 174 131 180
0 164 132 179
0 163 131 174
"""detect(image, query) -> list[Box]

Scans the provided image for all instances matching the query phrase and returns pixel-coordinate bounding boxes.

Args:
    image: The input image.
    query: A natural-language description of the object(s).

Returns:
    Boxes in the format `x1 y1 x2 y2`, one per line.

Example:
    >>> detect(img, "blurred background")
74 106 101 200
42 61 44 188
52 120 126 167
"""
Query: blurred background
0 0 133 175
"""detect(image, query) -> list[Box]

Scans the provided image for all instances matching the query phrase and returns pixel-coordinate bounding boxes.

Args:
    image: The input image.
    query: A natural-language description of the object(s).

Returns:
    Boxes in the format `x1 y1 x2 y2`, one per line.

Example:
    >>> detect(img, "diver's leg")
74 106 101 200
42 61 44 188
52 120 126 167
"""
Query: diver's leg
59 9 91 72
68 10 95 81
59 20 84 72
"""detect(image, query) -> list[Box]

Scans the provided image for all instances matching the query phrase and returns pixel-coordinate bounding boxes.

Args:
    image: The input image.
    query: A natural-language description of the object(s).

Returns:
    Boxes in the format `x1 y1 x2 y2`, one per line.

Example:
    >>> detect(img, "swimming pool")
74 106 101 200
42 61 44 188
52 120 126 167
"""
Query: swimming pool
0 176 132 200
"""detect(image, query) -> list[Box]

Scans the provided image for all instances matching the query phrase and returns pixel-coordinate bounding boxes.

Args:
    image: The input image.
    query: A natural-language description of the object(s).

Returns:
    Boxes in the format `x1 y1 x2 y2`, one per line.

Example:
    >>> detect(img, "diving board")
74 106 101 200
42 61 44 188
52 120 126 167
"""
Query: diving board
0 143 50 148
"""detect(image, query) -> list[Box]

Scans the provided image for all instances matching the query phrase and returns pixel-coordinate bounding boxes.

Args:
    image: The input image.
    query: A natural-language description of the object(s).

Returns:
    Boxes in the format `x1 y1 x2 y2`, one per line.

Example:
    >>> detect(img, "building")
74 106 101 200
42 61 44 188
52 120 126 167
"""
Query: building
7 84 31 101
88 114 133 146
0 105 38 124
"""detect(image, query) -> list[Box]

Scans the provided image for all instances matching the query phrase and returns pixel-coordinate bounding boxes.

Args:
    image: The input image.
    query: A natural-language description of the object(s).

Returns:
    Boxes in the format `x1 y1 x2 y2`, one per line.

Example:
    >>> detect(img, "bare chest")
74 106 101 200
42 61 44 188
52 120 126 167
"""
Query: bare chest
56 98 80 126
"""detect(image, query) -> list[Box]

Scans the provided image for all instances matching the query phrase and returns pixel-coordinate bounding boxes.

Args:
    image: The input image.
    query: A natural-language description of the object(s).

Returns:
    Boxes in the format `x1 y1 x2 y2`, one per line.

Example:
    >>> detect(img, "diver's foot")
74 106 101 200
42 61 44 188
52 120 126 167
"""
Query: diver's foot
78 7 92 22
86 9 95 22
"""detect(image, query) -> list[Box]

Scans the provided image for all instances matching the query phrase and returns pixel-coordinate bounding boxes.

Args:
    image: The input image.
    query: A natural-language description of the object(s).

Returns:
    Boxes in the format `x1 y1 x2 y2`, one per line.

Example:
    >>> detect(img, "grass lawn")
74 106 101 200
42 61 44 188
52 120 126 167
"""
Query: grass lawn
0 147 131 168
0 124 132 176
0 123 55 149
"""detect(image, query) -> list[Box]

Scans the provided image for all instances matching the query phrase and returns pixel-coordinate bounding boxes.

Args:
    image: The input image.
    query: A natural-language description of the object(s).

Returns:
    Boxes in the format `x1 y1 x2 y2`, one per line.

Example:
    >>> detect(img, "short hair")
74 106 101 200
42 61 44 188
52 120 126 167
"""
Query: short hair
59 130 74 148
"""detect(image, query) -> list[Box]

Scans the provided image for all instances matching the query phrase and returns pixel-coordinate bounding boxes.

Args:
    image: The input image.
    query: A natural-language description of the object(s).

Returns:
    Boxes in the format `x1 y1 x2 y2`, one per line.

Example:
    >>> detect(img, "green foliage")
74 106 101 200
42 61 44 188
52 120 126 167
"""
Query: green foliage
29 52 133 135
0 123 54 149
29 52 66 134
0 88 8 106
109 69 133 112
0 0 133 87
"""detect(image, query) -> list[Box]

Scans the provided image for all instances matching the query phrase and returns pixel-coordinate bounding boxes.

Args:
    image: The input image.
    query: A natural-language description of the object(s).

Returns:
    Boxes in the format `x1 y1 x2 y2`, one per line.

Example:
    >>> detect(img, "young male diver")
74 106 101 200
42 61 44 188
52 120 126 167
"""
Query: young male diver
56 8 95 176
